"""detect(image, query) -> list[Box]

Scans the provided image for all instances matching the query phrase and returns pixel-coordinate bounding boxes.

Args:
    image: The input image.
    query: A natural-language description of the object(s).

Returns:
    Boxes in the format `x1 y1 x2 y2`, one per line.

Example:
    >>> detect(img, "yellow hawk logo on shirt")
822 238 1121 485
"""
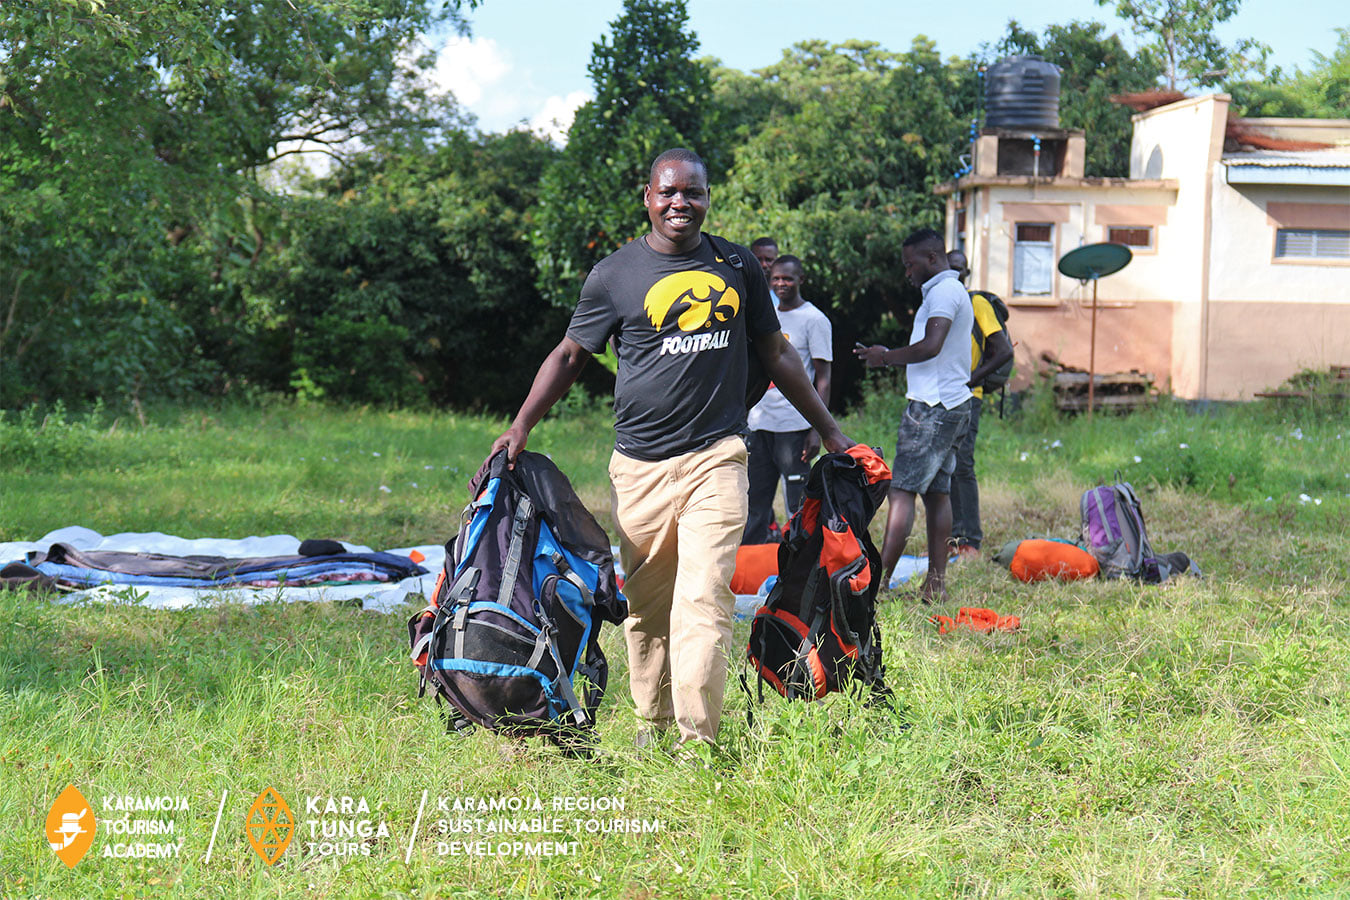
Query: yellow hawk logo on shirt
643 271 741 333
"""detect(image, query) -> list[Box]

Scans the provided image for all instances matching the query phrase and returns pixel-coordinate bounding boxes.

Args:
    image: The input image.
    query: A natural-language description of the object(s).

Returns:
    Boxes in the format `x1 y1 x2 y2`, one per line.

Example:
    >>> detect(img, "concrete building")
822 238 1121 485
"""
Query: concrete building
938 94 1350 400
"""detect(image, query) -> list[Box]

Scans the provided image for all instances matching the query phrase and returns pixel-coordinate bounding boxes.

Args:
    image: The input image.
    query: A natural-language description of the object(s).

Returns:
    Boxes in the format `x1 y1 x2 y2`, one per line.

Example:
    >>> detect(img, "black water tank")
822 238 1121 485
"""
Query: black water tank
985 55 1060 129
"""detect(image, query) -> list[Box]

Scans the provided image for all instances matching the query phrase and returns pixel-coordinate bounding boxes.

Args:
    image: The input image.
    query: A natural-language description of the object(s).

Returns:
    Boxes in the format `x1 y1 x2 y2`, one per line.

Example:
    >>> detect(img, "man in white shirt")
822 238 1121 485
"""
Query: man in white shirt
854 229 973 602
742 255 833 543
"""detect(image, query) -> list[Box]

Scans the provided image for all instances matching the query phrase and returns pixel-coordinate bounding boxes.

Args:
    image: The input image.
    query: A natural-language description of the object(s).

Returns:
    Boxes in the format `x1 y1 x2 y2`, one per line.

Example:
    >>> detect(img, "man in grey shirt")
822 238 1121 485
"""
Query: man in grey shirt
491 148 852 747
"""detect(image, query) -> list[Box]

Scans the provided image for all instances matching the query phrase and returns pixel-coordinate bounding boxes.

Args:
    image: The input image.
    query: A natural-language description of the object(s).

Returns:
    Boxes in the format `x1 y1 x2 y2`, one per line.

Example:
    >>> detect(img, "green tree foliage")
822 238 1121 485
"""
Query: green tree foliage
995 21 1164 177
1095 0 1268 90
710 38 912 143
712 39 979 367
5 3 1285 415
532 0 716 308
258 130 572 409
1229 28 1350 118
0 0 461 407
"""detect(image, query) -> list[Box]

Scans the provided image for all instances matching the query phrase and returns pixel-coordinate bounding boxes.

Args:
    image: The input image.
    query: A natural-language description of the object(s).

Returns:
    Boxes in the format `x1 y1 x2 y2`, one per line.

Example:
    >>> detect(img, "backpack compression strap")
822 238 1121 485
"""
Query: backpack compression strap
576 636 609 723
530 595 591 728
411 566 480 697
497 494 534 609
1091 489 1120 545
549 552 594 606
549 551 603 726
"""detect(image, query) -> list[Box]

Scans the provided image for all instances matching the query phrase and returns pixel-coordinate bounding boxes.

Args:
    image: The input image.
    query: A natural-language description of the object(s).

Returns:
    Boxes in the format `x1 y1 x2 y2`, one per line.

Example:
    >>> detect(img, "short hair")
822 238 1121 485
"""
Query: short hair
770 254 802 275
649 148 707 182
751 237 779 252
902 228 945 254
947 249 970 277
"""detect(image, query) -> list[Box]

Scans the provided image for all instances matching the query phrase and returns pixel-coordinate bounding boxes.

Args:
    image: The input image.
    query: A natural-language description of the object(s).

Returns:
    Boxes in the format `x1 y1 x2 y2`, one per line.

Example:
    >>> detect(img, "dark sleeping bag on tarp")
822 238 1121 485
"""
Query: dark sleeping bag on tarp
25 541 427 589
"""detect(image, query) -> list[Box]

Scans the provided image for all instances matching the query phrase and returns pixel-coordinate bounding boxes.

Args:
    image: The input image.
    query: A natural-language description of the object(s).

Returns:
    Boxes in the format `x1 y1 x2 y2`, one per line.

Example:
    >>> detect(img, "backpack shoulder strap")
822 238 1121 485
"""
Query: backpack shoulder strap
708 233 761 304
707 233 744 272
970 290 1010 331
973 290 1010 324
709 234 773 409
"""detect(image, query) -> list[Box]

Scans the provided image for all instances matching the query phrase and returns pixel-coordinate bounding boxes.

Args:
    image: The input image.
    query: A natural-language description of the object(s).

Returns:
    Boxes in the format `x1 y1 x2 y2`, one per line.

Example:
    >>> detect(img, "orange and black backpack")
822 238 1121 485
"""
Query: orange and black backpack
746 445 892 704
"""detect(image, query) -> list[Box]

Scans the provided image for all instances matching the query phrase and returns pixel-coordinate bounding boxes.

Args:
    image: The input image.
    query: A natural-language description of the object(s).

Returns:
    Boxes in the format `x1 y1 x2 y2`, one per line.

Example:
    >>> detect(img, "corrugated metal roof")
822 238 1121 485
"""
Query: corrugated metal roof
1221 149 1350 168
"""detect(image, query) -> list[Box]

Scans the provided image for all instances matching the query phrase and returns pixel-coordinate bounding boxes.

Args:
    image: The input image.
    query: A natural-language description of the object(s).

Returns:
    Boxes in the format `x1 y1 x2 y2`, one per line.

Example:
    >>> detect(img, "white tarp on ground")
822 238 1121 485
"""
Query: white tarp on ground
0 526 443 613
2 527 936 617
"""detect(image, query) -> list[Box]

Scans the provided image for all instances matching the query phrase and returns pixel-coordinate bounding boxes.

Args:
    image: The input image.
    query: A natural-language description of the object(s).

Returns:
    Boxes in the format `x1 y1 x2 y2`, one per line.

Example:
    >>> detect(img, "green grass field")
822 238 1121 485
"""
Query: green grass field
1 393 1347 898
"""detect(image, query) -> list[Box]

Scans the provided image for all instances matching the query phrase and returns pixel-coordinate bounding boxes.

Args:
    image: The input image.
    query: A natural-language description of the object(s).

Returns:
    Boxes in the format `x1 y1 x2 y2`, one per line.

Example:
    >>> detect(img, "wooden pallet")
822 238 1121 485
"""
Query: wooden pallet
1052 369 1156 412
1053 371 1153 393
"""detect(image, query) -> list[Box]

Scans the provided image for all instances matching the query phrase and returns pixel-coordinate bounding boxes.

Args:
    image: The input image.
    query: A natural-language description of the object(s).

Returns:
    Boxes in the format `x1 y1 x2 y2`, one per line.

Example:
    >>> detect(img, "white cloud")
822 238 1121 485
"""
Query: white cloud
530 90 591 144
423 35 590 141
430 35 511 108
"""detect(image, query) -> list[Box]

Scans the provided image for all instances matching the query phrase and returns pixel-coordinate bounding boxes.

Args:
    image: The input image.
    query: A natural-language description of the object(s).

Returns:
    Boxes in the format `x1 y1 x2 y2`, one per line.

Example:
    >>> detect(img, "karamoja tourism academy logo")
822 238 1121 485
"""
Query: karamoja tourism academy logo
45 784 96 868
245 787 296 865
644 271 741 355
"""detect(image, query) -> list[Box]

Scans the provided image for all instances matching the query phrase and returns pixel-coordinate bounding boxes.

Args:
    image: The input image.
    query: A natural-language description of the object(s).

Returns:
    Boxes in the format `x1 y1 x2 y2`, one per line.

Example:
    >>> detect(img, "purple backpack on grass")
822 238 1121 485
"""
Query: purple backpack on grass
1080 481 1154 580
1080 481 1198 584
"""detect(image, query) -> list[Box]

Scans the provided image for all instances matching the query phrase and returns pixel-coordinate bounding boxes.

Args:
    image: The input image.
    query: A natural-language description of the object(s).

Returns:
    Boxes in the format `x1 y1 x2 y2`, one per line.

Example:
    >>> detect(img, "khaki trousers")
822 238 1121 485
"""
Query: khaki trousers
608 435 748 745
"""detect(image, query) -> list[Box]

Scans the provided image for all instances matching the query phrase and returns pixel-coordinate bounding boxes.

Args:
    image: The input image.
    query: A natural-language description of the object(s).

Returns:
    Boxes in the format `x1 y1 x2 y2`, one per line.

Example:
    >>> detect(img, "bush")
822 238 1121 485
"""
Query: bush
0 401 102 472
292 315 422 406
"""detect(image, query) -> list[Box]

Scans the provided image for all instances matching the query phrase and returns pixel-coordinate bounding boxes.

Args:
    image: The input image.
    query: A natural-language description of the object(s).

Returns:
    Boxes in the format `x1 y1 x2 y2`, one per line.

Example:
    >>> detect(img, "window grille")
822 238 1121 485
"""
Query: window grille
1014 223 1053 294
1275 228 1350 259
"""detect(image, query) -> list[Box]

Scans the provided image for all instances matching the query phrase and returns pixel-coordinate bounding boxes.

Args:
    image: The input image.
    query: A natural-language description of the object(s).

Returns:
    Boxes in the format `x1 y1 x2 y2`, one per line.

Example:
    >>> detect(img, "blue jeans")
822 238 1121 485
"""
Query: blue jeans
890 399 973 495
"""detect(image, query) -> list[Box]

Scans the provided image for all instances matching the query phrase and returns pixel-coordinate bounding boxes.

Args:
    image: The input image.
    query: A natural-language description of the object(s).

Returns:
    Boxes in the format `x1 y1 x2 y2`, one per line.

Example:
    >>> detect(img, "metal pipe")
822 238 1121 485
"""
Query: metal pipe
1088 278 1098 421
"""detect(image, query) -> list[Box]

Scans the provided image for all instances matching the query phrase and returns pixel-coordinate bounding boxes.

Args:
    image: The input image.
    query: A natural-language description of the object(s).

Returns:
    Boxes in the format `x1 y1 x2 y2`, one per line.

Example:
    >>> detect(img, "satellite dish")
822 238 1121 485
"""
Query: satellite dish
1055 242 1134 420
1058 242 1132 281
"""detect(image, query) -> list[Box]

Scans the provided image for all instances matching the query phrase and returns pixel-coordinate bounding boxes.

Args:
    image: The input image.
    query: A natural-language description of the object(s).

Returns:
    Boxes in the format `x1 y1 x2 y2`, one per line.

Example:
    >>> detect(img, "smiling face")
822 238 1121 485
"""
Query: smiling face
769 259 802 307
643 159 709 254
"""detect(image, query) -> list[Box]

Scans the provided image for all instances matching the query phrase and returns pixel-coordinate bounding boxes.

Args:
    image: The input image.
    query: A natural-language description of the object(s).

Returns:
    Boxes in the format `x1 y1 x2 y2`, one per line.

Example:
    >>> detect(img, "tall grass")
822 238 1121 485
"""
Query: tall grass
1 395 1348 898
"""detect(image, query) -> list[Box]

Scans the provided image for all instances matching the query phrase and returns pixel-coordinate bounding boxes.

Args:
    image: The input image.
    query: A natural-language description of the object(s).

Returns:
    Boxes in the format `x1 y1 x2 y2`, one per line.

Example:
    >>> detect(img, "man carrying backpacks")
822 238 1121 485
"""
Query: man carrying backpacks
489 148 852 750
948 249 1014 561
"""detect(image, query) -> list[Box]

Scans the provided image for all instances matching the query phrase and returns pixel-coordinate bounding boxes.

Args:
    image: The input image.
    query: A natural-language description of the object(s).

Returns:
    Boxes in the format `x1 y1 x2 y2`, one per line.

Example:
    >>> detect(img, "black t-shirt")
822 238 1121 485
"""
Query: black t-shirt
566 234 780 461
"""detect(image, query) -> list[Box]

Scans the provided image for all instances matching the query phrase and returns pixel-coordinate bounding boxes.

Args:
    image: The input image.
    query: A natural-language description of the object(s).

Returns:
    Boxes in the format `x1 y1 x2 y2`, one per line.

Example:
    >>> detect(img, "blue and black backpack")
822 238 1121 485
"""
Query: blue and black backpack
409 450 627 747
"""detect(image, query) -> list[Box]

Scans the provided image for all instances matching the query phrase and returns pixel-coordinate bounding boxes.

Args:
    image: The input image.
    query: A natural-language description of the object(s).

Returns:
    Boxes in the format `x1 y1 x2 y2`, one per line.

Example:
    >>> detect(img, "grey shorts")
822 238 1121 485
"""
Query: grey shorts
891 398 973 495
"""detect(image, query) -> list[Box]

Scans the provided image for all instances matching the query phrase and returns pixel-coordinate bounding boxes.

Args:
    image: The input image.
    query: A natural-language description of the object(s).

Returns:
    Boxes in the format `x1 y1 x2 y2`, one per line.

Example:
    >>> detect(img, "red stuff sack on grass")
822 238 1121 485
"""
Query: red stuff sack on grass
1008 539 1099 582
731 543 780 595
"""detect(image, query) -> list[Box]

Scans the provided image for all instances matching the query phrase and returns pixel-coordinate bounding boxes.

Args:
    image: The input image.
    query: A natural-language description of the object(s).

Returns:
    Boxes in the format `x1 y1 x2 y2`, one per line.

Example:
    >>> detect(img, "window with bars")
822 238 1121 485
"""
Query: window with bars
1013 222 1053 295
1275 228 1350 259
1107 225 1153 249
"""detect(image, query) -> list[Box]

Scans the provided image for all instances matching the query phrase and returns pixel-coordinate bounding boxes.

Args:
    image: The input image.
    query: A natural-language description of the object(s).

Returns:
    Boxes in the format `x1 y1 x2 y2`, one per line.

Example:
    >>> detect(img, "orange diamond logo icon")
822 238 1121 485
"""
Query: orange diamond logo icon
244 787 295 865
46 784 96 868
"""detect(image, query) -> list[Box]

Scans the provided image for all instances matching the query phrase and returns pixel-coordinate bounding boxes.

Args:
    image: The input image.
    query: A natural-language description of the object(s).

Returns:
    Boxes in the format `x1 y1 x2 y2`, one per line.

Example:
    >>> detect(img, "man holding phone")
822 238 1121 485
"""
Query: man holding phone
854 229 973 602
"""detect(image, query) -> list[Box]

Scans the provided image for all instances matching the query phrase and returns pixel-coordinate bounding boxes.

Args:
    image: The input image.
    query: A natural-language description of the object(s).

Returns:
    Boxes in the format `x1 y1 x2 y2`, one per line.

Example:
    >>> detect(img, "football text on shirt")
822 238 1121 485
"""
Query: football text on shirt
644 271 741 357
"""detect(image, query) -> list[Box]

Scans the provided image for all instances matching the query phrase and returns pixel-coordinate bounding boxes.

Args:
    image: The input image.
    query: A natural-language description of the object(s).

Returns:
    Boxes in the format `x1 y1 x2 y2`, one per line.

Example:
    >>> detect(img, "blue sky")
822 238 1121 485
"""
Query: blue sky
426 0 1347 139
